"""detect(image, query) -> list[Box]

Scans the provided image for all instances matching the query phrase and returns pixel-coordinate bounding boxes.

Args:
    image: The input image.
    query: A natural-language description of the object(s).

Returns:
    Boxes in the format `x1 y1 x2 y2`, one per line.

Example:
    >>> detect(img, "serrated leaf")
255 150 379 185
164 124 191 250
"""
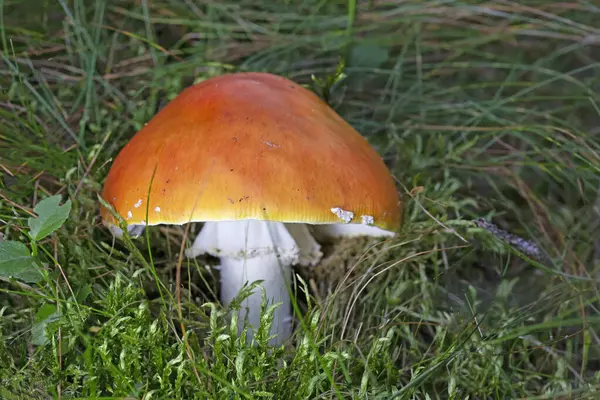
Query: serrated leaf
31 303 60 346
28 195 72 241
0 240 43 283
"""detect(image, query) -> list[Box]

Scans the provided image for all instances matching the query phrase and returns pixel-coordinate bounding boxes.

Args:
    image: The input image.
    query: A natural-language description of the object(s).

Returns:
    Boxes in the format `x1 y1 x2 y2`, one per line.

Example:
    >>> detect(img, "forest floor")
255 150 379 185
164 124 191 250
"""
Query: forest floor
1 1 599 399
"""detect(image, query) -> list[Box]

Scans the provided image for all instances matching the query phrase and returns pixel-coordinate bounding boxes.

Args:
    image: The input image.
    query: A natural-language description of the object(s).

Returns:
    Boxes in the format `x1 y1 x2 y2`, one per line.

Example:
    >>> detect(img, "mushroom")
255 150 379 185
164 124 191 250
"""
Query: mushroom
100 72 401 345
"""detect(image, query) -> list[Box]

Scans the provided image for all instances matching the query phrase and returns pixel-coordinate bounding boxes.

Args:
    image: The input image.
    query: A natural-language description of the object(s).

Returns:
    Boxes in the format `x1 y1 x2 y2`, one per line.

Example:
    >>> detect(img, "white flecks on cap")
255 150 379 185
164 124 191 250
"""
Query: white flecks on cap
154 206 161 212
264 140 280 148
127 210 133 219
330 207 354 223
360 215 374 225
134 199 143 208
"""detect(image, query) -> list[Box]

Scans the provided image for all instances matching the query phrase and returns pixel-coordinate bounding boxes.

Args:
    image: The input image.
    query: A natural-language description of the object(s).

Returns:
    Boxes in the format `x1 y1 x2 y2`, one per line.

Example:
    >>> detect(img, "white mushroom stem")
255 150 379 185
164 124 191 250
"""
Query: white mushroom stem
186 220 322 346
218 253 292 344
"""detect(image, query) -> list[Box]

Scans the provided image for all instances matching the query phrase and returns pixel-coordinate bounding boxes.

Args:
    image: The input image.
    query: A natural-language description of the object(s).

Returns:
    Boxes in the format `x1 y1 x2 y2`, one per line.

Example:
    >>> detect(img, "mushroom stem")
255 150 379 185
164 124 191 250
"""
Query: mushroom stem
219 254 292 345
186 220 322 346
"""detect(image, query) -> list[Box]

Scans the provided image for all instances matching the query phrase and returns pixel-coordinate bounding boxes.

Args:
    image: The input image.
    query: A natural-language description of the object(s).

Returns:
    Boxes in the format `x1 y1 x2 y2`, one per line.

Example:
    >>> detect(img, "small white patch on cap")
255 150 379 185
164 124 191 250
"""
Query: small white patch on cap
330 207 354 223
127 210 133 219
264 140 280 148
360 215 374 225
134 199 143 208
154 206 161 212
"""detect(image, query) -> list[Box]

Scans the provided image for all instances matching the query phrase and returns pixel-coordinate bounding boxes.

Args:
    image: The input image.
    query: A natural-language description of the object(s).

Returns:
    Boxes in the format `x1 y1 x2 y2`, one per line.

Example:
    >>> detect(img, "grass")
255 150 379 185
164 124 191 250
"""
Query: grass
1 0 599 398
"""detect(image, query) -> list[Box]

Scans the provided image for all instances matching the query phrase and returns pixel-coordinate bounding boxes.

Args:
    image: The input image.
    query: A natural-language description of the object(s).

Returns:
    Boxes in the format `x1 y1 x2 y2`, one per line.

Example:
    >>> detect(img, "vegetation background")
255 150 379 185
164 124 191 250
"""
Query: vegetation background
1 0 599 399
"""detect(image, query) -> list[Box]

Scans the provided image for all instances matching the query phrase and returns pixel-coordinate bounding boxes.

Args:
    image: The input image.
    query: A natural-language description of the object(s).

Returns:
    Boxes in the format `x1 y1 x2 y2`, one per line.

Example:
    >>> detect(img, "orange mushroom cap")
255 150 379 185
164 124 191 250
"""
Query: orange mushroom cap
100 72 401 231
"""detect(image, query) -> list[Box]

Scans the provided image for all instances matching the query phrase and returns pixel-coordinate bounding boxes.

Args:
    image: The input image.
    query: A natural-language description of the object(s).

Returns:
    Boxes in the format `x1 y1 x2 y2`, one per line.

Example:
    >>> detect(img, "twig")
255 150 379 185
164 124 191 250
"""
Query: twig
473 218 545 261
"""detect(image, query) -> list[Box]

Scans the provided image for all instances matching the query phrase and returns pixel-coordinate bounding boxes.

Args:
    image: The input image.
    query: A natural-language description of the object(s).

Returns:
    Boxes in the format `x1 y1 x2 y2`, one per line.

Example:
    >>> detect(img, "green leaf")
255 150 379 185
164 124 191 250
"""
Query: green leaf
0 240 43 283
28 195 72 241
31 303 60 346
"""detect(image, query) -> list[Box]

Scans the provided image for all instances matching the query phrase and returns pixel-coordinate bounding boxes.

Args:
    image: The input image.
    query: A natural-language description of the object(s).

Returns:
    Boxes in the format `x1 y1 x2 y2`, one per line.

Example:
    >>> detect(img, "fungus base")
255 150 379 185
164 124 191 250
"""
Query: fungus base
186 220 322 345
